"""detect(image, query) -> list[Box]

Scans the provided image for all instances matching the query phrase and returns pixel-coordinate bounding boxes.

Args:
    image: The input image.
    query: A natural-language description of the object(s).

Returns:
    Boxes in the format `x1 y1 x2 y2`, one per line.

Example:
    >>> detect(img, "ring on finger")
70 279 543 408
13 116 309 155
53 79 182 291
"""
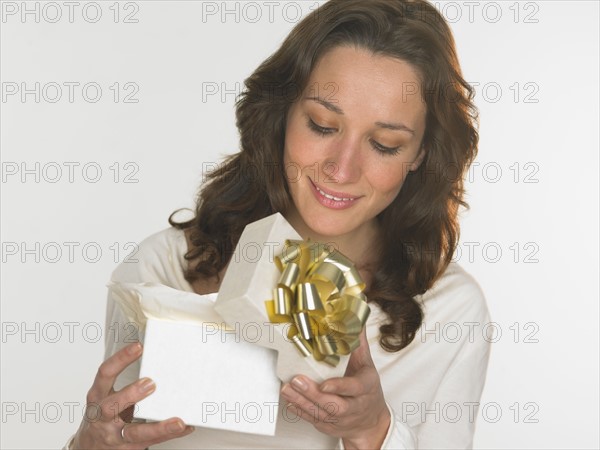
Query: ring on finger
120 423 128 442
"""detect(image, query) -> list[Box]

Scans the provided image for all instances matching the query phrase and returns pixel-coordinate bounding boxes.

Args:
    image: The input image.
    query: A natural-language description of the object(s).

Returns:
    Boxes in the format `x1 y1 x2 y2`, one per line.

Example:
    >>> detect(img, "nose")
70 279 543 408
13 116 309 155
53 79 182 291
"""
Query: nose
323 135 362 184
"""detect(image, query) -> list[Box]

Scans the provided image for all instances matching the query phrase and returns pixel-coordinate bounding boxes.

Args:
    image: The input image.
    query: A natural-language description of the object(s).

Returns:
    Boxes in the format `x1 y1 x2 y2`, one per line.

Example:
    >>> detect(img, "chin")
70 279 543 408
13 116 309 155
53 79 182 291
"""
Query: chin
303 215 354 240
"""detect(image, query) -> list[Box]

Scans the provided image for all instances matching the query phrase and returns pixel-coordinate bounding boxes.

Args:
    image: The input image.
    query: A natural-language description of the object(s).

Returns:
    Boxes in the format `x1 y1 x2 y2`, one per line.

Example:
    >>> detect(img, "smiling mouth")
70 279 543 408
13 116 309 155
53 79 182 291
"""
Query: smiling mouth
314 185 357 202
309 178 361 203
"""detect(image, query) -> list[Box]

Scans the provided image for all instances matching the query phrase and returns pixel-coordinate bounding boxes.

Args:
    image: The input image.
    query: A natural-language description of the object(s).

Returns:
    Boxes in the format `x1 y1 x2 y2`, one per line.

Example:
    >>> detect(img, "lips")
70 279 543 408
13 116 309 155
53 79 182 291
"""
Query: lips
309 178 361 210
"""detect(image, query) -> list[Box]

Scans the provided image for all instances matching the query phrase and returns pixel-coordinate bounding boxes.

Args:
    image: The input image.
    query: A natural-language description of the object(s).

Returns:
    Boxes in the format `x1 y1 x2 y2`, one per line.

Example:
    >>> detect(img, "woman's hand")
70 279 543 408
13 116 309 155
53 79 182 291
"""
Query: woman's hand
280 330 390 450
72 342 194 449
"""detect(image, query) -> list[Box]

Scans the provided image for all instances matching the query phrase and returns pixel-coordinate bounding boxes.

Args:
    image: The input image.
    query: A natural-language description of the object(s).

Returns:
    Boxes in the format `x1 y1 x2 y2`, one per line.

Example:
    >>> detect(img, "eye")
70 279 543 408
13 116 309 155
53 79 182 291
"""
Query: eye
307 118 336 136
306 116 401 156
370 139 401 156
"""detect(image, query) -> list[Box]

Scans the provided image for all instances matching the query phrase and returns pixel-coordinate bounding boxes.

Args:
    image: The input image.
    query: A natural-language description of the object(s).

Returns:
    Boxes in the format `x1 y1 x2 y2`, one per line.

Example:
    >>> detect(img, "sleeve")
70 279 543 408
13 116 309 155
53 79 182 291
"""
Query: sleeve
335 402 417 450
63 229 177 447
357 326 490 449
412 279 492 449
103 287 143 391
414 312 491 448
62 290 144 449
377 336 491 450
379 264 492 449
380 403 418 449
102 227 179 390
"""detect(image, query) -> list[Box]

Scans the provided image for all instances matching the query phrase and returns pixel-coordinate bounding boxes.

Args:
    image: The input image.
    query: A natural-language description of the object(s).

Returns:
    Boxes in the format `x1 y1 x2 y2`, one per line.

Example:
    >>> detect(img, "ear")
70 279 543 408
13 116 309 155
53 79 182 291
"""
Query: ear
409 143 426 172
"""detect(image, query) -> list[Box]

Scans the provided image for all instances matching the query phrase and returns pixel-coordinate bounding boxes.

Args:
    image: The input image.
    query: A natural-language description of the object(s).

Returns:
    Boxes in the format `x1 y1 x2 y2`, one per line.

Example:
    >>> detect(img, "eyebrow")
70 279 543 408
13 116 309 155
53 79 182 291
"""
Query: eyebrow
374 121 415 135
304 96 415 135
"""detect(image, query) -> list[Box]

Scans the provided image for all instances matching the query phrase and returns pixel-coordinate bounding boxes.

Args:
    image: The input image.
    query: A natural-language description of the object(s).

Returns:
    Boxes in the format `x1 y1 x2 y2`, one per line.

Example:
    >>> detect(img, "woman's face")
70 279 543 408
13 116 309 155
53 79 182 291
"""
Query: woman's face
283 45 427 241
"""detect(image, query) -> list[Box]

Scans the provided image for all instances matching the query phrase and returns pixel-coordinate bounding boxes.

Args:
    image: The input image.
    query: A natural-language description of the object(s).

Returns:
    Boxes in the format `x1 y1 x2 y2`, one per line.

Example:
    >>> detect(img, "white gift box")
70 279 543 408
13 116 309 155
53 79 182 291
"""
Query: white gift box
110 282 281 436
215 213 350 384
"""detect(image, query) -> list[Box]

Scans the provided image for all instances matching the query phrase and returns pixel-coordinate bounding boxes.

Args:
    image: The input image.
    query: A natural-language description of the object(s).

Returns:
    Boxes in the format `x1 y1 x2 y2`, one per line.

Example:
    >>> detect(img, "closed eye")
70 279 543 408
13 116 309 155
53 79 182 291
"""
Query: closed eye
369 139 401 156
307 117 401 156
307 118 336 136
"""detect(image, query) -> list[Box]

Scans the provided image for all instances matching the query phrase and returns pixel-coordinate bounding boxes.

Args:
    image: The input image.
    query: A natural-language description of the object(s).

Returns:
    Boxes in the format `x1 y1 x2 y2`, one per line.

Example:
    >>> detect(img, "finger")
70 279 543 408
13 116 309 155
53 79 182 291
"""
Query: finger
281 378 349 420
100 377 156 421
122 418 195 447
345 328 374 375
88 342 143 402
319 375 366 397
281 384 343 428
289 374 363 400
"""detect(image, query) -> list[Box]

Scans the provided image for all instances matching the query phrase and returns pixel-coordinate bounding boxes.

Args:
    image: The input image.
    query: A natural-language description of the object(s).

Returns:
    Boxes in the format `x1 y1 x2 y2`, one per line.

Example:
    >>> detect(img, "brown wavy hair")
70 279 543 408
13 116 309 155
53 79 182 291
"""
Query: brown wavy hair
171 0 479 352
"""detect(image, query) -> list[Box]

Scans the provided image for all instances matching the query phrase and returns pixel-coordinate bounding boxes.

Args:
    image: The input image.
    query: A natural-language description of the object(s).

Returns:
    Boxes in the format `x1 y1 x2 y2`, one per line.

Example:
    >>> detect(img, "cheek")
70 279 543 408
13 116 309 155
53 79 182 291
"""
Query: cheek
371 167 409 200
283 121 302 166
283 128 310 188
284 127 318 167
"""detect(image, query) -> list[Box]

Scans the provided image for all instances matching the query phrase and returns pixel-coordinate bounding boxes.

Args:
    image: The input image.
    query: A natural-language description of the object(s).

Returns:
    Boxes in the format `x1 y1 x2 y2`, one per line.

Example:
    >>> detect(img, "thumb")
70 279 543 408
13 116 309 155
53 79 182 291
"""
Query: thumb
345 328 374 376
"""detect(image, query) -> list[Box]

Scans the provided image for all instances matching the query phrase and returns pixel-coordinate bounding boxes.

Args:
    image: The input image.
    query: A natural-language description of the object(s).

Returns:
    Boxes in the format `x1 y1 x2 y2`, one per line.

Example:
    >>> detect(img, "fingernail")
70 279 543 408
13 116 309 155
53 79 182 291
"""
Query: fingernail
280 384 293 398
321 383 333 393
138 378 156 393
127 343 142 355
185 426 195 433
168 420 185 433
291 377 307 391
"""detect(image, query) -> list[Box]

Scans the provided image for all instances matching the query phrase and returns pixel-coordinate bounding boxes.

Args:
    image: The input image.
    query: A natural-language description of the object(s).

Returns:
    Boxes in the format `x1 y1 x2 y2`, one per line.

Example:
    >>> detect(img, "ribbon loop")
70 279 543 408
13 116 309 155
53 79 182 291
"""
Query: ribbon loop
266 240 371 367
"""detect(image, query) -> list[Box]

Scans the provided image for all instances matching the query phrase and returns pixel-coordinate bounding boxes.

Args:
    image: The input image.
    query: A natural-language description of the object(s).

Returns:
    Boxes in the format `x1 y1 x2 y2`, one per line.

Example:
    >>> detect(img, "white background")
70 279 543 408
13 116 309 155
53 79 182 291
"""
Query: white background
1 1 598 448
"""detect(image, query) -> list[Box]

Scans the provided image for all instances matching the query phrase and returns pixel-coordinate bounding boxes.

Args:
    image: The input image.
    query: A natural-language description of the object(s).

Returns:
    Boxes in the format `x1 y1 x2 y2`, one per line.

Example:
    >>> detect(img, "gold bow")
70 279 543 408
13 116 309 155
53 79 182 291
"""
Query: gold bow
265 240 370 366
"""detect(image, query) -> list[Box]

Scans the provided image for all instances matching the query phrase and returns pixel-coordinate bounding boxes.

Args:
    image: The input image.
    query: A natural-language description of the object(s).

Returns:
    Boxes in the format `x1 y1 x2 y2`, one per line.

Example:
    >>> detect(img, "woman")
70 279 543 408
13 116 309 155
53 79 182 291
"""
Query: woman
67 0 490 448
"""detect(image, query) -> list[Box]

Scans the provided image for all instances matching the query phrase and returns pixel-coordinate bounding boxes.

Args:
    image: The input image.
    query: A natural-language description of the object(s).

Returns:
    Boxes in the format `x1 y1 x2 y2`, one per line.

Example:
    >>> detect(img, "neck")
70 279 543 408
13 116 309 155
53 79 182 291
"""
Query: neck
282 208 381 270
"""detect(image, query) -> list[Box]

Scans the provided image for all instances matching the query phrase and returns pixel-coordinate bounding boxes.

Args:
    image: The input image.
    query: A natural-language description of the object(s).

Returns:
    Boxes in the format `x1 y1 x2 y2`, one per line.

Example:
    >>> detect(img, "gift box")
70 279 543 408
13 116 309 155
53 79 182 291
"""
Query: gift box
109 213 369 436
109 282 281 436
215 213 370 384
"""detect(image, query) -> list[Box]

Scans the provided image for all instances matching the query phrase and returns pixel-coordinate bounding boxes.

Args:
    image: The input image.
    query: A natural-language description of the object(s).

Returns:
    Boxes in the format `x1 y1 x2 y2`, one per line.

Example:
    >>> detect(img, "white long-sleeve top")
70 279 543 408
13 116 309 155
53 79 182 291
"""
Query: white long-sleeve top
66 227 491 449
